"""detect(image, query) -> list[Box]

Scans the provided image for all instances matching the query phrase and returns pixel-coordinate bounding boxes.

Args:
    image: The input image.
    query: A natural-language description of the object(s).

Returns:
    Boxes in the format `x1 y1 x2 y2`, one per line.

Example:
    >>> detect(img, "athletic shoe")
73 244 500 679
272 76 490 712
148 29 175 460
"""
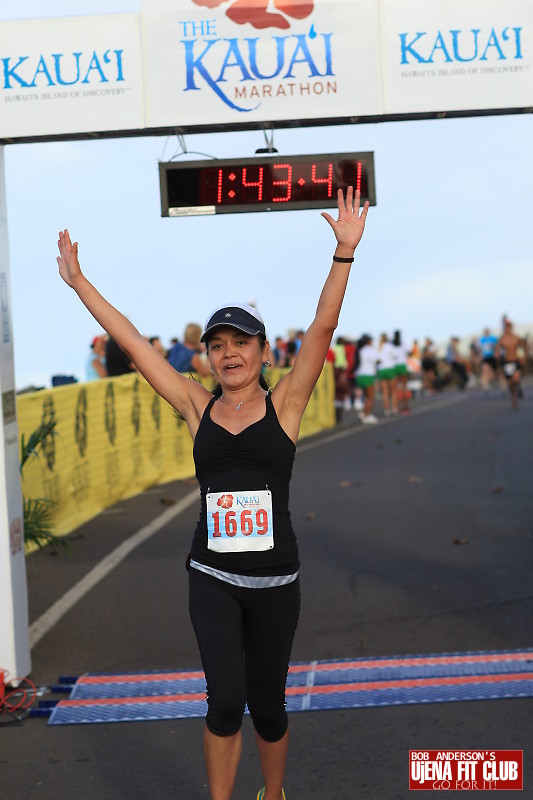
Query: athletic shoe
354 398 364 411
256 789 286 799
362 414 379 424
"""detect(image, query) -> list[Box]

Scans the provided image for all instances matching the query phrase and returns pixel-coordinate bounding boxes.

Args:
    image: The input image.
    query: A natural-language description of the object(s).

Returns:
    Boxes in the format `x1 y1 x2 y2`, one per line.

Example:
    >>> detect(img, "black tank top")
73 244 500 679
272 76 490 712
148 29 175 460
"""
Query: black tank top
190 393 299 577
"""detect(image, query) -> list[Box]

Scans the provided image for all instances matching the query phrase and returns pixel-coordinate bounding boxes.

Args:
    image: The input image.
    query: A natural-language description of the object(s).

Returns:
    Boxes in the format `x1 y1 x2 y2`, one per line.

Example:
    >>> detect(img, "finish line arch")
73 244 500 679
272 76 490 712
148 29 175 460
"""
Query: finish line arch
1 0 531 679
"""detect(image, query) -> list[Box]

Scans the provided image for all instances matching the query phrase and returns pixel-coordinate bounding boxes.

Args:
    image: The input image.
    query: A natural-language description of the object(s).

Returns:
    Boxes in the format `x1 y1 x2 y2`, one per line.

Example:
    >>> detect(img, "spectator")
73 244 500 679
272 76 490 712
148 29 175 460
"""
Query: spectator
479 327 499 392
272 336 287 367
497 320 527 409
445 337 469 389
167 323 211 377
333 336 350 422
392 330 411 414
377 333 398 417
86 335 108 381
356 334 379 424
294 329 305 352
150 336 167 358
283 340 298 368
343 337 357 410
106 335 135 376
421 337 439 394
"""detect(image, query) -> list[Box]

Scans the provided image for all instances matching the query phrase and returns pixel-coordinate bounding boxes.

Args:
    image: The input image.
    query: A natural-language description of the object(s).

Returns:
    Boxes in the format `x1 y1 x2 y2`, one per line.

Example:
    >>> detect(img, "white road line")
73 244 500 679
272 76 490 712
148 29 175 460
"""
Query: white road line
30 393 470 648
298 393 471 454
29 489 199 649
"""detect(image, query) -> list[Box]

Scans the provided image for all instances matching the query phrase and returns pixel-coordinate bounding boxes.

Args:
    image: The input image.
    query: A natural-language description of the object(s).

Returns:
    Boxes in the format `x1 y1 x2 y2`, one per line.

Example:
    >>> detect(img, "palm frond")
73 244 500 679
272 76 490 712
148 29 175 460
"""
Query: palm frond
23 497 67 553
20 415 57 475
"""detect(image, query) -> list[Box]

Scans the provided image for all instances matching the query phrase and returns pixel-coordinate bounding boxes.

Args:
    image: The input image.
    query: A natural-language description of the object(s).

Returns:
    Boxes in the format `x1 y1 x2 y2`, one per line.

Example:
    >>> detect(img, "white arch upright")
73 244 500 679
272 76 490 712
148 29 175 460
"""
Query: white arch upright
0 146 31 682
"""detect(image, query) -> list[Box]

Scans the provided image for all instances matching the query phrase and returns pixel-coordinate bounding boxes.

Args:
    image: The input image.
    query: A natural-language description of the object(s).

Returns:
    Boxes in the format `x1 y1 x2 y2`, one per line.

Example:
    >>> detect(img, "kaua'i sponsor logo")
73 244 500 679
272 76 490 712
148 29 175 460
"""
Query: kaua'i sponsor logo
398 26 524 65
236 495 260 507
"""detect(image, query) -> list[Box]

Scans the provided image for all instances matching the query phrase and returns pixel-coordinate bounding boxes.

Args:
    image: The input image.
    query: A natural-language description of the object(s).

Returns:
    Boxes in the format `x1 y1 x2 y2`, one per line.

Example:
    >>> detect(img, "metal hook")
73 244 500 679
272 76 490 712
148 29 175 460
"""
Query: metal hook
255 128 278 154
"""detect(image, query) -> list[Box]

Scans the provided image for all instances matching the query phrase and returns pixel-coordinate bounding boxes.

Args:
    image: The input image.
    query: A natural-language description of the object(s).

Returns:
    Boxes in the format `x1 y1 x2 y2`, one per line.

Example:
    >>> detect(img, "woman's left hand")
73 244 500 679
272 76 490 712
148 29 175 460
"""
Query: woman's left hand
321 186 369 252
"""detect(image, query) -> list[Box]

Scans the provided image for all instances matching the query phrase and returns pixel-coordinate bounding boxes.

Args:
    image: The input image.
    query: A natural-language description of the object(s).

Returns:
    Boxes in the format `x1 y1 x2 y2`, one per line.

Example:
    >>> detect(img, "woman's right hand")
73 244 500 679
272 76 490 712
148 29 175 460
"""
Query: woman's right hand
57 229 83 288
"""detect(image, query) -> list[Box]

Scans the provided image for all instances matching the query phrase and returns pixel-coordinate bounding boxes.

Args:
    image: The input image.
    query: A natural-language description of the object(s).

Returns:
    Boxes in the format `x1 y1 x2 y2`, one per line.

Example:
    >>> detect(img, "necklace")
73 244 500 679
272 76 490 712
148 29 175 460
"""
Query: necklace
216 396 245 411
218 392 265 412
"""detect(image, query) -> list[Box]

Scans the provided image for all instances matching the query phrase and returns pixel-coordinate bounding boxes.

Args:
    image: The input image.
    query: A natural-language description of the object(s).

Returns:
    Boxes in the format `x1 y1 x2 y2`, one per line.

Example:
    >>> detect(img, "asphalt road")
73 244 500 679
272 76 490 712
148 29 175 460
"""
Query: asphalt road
3 384 533 800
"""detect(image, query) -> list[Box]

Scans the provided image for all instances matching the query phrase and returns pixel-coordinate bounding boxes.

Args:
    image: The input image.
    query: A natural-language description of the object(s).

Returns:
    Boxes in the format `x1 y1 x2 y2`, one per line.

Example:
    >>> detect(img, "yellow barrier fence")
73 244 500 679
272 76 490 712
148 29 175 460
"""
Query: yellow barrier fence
17 366 334 541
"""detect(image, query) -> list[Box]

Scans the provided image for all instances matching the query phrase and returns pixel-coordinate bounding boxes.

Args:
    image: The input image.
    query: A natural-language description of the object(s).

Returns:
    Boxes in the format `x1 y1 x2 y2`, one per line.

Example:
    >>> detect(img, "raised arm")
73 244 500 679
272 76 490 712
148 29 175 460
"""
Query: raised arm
57 230 210 427
272 187 368 436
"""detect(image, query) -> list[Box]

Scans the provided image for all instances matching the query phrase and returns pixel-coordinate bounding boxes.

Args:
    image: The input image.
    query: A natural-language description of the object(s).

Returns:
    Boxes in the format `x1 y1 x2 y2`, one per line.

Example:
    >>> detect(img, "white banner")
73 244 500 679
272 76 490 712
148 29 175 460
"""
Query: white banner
0 14 144 140
0 1 531 141
0 146 31 681
381 0 533 114
140 0 381 127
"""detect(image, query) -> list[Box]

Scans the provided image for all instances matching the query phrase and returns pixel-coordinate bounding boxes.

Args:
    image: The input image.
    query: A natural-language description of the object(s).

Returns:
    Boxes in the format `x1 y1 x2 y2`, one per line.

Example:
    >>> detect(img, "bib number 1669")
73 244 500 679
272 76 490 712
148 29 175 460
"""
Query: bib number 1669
211 508 268 538
206 489 274 552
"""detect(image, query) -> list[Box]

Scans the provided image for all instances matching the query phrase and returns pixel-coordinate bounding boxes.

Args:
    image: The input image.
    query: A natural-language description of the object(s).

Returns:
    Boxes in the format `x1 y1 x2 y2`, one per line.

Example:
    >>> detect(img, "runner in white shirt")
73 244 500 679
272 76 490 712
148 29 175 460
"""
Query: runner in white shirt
377 333 398 416
356 335 380 424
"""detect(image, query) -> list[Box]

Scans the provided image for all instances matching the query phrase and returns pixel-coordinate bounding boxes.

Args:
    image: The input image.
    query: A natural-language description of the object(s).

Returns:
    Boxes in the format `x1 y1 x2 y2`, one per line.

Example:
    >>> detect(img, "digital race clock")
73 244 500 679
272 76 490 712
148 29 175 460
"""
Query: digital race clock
159 152 376 216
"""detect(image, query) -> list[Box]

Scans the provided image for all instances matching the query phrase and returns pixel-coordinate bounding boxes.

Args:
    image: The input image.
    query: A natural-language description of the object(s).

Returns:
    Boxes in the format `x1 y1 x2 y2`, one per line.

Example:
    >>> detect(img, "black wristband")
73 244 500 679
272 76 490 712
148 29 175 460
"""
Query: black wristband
332 255 354 263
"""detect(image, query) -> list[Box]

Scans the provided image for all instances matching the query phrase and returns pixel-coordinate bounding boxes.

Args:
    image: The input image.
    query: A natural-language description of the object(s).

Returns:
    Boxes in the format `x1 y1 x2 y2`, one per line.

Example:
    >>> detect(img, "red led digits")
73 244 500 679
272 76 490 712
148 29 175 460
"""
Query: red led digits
311 162 333 197
272 164 293 203
217 169 223 204
242 167 264 200
163 152 375 214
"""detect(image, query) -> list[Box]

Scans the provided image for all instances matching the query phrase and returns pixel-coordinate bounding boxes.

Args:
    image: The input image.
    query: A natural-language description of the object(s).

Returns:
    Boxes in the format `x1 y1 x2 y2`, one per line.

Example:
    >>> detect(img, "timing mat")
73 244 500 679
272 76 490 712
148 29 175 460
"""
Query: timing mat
46 648 533 725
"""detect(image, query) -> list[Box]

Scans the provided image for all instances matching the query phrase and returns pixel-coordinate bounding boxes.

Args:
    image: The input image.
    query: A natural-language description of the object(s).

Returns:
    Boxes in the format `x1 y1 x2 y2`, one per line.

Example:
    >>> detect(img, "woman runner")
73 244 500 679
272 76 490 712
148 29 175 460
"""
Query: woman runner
56 187 369 800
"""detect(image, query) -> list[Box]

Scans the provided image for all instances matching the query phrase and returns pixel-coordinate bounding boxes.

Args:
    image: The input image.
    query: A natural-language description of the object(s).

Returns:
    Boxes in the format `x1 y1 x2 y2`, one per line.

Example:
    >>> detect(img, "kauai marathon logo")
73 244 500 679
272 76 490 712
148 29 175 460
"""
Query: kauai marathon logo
181 0 336 111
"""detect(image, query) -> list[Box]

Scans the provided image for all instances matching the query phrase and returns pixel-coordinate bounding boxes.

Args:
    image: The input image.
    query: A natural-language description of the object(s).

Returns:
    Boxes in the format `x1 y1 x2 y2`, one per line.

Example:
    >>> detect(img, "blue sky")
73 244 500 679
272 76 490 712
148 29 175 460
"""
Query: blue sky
2 1 532 389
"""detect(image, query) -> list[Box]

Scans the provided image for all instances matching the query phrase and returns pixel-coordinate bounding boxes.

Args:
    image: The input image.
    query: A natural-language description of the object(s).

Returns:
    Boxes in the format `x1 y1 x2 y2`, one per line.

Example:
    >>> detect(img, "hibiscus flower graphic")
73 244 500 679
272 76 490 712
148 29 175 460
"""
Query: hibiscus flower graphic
192 0 314 31
217 494 234 508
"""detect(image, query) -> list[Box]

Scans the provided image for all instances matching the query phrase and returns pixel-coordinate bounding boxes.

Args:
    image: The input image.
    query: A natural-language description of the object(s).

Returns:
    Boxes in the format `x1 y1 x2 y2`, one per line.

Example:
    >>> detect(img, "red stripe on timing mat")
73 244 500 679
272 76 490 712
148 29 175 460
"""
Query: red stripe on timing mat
78 671 205 685
288 652 533 674
59 692 207 707
285 672 533 696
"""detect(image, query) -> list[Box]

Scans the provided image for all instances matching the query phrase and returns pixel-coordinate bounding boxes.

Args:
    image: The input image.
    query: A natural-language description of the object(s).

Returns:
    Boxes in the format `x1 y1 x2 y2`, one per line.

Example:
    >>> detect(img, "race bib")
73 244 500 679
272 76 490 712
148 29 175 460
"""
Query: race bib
503 362 517 377
206 489 274 553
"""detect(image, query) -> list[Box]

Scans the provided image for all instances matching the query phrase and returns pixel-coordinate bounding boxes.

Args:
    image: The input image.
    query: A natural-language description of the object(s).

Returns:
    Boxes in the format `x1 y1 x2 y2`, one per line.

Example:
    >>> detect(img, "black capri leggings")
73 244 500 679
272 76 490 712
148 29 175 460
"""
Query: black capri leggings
189 568 300 742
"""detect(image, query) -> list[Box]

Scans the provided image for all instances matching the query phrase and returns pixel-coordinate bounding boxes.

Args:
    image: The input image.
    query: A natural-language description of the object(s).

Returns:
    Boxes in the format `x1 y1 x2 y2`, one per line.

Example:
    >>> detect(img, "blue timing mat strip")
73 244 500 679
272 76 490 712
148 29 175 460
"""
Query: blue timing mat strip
48 648 533 726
